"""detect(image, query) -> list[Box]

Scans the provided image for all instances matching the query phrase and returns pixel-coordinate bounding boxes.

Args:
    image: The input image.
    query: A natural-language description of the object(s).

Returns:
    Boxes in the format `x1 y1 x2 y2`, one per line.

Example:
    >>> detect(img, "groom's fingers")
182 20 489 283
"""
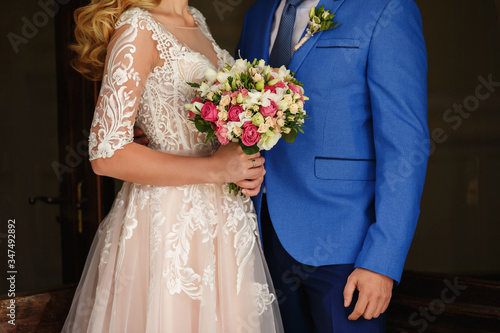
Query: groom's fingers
348 293 368 321
343 276 357 308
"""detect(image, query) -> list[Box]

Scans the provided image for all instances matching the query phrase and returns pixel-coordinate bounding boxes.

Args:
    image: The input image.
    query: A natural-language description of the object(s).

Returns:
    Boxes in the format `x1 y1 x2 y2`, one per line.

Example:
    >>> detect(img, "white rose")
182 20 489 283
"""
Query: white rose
232 126 243 137
220 95 231 107
218 110 228 121
265 117 274 127
258 123 270 133
284 94 293 103
289 104 299 114
297 100 304 109
277 119 285 127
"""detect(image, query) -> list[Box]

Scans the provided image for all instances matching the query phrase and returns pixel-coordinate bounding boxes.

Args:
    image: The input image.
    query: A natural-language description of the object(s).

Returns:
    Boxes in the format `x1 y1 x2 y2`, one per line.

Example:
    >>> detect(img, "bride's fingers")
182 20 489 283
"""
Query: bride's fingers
248 156 265 169
235 176 263 189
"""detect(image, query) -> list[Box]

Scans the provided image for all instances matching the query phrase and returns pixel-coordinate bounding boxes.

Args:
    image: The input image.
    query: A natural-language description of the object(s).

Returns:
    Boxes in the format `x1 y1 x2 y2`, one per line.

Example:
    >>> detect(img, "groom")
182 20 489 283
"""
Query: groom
237 0 429 331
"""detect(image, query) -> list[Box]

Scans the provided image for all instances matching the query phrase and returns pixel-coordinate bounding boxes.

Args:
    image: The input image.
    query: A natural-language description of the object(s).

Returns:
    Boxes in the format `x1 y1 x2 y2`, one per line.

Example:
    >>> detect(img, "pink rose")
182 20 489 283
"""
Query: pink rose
228 104 244 122
274 80 286 89
241 123 260 146
264 86 276 94
201 102 218 122
214 121 230 145
260 100 278 118
191 96 203 103
288 83 301 94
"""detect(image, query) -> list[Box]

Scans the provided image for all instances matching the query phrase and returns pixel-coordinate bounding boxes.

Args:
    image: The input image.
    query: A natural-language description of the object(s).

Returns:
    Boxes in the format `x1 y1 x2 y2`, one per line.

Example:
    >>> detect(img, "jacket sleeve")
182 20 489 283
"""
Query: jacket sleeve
354 0 429 283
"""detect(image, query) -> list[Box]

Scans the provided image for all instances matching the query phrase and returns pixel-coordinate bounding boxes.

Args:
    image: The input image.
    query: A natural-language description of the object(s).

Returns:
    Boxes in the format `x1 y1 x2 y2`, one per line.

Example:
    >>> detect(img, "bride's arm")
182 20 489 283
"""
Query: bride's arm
88 20 264 191
92 141 264 188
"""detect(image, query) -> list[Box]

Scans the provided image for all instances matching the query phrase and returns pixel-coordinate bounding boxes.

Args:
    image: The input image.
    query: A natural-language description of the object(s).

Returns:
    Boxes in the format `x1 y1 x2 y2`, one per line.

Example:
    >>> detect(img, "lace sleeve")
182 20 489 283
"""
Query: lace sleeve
88 16 158 160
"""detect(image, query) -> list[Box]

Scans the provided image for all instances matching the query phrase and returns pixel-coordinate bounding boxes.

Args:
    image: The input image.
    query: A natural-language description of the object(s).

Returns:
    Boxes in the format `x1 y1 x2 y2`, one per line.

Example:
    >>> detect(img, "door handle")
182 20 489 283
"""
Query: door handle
28 197 67 205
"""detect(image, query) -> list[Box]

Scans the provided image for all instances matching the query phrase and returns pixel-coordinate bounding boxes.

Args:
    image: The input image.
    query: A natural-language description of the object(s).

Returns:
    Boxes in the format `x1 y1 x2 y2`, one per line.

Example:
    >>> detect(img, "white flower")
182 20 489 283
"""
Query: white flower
277 99 289 111
277 66 290 79
185 101 203 114
289 103 299 114
216 71 232 84
282 127 291 134
233 59 248 72
284 94 293 104
277 119 285 127
206 92 214 101
204 68 217 83
246 89 272 108
297 100 304 109
258 130 282 150
199 82 211 96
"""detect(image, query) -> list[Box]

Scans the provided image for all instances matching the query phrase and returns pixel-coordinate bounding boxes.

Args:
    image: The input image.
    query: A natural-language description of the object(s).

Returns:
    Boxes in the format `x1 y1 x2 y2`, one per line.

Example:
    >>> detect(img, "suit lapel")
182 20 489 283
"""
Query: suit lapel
289 0 346 72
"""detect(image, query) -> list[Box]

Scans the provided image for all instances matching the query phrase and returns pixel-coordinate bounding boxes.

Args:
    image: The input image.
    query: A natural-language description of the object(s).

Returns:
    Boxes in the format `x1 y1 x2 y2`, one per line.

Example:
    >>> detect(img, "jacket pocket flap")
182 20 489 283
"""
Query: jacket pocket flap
315 38 360 48
314 158 375 180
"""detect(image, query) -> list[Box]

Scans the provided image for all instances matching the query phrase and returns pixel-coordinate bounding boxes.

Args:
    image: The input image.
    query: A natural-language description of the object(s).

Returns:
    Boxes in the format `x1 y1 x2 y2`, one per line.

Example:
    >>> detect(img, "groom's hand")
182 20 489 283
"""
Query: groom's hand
343 268 393 321
133 127 149 146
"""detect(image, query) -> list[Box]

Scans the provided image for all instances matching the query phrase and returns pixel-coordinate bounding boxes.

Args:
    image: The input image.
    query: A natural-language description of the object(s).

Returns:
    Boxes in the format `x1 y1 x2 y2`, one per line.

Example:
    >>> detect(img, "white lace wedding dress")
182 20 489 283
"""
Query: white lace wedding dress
62 7 283 333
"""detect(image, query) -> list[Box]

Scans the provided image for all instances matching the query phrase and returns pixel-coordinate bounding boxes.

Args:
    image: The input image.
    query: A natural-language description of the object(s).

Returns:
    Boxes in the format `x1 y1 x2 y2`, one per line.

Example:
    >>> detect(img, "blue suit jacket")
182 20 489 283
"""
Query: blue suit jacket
237 0 429 283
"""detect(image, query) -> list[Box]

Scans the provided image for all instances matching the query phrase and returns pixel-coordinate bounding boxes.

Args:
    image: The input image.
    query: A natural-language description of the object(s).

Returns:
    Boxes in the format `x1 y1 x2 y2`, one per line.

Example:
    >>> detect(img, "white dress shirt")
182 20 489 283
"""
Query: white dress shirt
269 0 321 55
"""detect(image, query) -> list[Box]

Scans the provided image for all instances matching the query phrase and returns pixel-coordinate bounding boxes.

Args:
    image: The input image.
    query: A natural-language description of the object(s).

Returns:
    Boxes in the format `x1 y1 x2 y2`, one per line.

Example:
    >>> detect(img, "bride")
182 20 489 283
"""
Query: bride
61 0 283 332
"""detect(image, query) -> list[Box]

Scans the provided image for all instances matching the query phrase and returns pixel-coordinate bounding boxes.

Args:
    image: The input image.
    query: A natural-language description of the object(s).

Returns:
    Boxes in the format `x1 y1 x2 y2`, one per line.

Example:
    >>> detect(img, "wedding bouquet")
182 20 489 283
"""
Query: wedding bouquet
185 58 308 194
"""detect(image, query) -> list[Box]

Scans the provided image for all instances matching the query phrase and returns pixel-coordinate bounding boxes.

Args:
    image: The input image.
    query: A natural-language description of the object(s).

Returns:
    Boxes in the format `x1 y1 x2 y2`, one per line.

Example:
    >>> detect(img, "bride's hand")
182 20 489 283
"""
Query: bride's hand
235 173 265 197
210 142 265 185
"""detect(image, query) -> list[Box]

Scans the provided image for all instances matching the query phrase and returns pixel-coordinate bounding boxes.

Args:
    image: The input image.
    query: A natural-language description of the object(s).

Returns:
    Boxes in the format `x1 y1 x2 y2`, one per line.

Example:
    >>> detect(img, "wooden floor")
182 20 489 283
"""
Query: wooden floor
1 272 499 332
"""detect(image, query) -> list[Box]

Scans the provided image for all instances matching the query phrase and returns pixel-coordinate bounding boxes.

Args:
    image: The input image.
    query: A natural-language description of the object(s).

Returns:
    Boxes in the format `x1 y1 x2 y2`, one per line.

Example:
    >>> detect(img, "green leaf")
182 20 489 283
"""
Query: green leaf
282 129 298 143
204 129 216 143
187 82 200 88
239 141 260 155
195 120 212 133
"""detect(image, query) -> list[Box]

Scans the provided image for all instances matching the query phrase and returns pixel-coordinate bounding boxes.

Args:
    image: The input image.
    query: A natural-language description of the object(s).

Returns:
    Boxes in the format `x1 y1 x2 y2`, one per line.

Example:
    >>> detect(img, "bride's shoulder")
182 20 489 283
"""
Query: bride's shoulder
115 7 153 29
187 6 207 24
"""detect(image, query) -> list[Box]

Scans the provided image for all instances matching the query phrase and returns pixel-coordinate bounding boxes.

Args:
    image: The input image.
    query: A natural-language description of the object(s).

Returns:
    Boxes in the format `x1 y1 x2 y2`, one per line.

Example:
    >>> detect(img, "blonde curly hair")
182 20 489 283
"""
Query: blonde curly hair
71 0 161 81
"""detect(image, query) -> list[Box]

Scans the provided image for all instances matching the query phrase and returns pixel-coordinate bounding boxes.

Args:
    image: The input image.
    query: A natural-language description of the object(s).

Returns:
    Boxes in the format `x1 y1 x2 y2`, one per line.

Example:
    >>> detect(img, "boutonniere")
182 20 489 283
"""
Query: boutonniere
294 5 340 51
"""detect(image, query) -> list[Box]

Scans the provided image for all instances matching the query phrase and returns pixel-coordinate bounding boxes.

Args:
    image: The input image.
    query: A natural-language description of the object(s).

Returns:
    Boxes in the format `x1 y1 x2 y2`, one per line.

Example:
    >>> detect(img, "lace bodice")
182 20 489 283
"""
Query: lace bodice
89 7 234 160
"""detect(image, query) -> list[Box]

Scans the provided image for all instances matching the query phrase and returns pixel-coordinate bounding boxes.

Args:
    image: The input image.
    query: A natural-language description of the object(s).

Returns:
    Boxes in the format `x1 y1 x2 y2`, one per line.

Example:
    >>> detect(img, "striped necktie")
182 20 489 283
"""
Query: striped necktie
269 0 306 68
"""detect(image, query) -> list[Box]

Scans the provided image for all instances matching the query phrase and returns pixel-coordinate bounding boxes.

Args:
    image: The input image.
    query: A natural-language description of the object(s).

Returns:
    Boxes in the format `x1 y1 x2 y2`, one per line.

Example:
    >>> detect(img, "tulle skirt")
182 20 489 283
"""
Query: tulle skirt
62 177 283 332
